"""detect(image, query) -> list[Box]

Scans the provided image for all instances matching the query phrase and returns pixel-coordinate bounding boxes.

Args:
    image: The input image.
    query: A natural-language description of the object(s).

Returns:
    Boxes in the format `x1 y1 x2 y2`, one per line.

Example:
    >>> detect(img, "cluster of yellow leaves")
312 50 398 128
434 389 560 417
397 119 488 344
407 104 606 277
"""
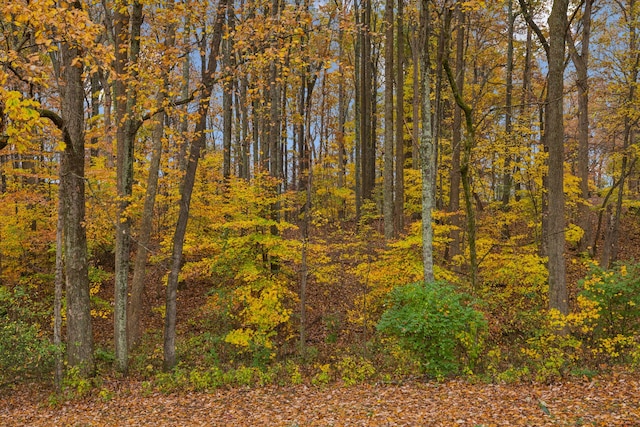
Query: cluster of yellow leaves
225 278 293 354
0 88 48 152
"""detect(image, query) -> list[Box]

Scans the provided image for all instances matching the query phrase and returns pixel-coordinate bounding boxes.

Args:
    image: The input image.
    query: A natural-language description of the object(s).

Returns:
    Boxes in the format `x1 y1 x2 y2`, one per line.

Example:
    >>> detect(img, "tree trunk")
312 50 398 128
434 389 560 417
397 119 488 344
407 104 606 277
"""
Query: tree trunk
337 6 347 218
411 22 420 170
383 0 394 239
60 30 94 376
127 109 166 350
546 0 569 315
111 0 144 373
448 4 464 261
420 0 434 283
354 0 362 218
361 0 375 202
222 6 233 179
443 7 478 291
567 0 593 252
394 0 405 234
501 0 515 217
163 0 227 370
54 172 64 388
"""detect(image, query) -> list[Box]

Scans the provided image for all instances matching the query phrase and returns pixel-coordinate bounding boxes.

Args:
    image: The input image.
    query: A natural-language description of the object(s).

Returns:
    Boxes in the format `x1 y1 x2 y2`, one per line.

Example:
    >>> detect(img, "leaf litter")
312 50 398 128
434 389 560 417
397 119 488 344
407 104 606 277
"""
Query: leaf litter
1 372 639 426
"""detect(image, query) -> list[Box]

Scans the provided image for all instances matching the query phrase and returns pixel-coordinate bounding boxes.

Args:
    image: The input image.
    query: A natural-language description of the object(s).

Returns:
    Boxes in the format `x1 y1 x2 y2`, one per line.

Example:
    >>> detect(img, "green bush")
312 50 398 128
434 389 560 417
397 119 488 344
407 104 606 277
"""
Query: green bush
376 281 487 378
579 261 640 338
335 355 375 386
0 286 57 385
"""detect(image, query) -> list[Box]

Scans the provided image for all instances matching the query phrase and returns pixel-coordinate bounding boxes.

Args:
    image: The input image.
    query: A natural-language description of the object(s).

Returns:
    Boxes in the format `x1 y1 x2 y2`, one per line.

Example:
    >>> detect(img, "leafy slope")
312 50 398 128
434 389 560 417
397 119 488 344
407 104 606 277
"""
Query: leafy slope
2 373 639 426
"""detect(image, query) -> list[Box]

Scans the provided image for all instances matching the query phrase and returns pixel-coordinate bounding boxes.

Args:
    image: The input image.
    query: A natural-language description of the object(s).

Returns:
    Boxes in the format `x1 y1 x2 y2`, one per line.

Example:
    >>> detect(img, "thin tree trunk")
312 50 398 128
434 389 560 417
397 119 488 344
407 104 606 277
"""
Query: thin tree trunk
447 4 464 261
383 0 394 239
112 0 144 373
354 0 362 218
420 0 434 283
163 0 227 370
411 23 419 169
54 172 64 389
501 0 514 216
337 5 347 218
394 0 405 233
127 110 166 350
361 0 374 202
567 0 593 252
240 76 250 179
222 5 233 179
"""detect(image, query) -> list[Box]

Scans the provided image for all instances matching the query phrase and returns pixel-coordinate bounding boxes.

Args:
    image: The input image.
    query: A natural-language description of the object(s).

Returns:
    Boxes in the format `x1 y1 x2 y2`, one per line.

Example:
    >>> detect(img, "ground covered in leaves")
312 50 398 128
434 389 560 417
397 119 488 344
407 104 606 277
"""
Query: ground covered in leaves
1 372 639 426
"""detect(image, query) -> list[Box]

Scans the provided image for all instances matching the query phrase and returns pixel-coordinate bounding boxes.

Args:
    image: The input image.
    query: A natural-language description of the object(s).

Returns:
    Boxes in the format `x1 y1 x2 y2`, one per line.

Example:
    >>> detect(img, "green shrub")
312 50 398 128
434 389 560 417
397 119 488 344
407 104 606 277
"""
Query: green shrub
0 319 57 383
0 286 56 384
376 281 487 378
579 261 640 338
335 355 375 386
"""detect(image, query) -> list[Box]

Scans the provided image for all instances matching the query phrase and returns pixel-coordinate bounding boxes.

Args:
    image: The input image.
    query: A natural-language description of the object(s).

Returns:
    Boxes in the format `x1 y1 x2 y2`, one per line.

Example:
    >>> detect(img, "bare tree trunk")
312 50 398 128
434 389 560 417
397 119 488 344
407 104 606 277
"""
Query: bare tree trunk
163 0 227 370
337 5 347 218
222 5 233 179
501 0 515 216
411 23 419 170
127 110 166 350
60 25 94 376
240 76 250 180
111 0 144 373
354 0 362 218
567 0 593 252
54 172 64 389
443 7 478 291
361 0 375 202
420 0 434 283
394 0 405 234
546 0 569 315
383 0 395 239
447 4 464 261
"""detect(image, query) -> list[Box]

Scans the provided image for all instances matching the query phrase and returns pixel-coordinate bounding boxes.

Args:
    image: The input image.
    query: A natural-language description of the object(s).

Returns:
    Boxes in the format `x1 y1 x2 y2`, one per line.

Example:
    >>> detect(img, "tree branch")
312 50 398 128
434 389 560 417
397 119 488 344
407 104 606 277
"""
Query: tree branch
38 108 65 130
134 94 195 133
517 0 549 56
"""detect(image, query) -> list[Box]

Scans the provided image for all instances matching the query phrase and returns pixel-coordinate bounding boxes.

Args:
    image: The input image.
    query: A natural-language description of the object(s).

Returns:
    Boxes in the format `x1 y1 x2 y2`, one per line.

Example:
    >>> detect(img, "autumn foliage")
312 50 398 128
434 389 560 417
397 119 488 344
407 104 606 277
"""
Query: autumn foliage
2 0 640 419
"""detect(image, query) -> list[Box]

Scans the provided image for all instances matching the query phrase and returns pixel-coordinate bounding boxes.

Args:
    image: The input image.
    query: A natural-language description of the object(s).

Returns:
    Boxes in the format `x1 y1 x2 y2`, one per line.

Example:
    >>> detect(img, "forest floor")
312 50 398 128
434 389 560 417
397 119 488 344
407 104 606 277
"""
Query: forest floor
1 371 639 426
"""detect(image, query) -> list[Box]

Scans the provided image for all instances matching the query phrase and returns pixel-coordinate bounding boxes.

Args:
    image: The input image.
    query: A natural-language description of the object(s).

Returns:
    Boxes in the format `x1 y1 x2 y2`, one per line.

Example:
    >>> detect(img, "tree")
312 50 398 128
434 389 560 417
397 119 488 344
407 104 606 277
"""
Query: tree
567 0 594 253
546 0 569 314
383 0 395 239
419 0 434 283
57 5 95 375
163 0 228 370
394 0 405 234
103 0 144 373
518 0 569 315
447 2 465 261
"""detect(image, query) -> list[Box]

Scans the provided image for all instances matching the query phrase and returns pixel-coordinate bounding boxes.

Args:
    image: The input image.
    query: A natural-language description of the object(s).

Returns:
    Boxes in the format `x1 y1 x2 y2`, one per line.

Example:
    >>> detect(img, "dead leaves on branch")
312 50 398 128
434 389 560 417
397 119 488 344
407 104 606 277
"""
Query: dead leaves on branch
2 372 640 426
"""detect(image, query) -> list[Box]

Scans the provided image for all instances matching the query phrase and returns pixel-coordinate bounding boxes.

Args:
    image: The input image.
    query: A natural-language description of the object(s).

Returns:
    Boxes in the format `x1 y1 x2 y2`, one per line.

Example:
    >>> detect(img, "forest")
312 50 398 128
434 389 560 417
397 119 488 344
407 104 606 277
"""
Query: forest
2 0 640 407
